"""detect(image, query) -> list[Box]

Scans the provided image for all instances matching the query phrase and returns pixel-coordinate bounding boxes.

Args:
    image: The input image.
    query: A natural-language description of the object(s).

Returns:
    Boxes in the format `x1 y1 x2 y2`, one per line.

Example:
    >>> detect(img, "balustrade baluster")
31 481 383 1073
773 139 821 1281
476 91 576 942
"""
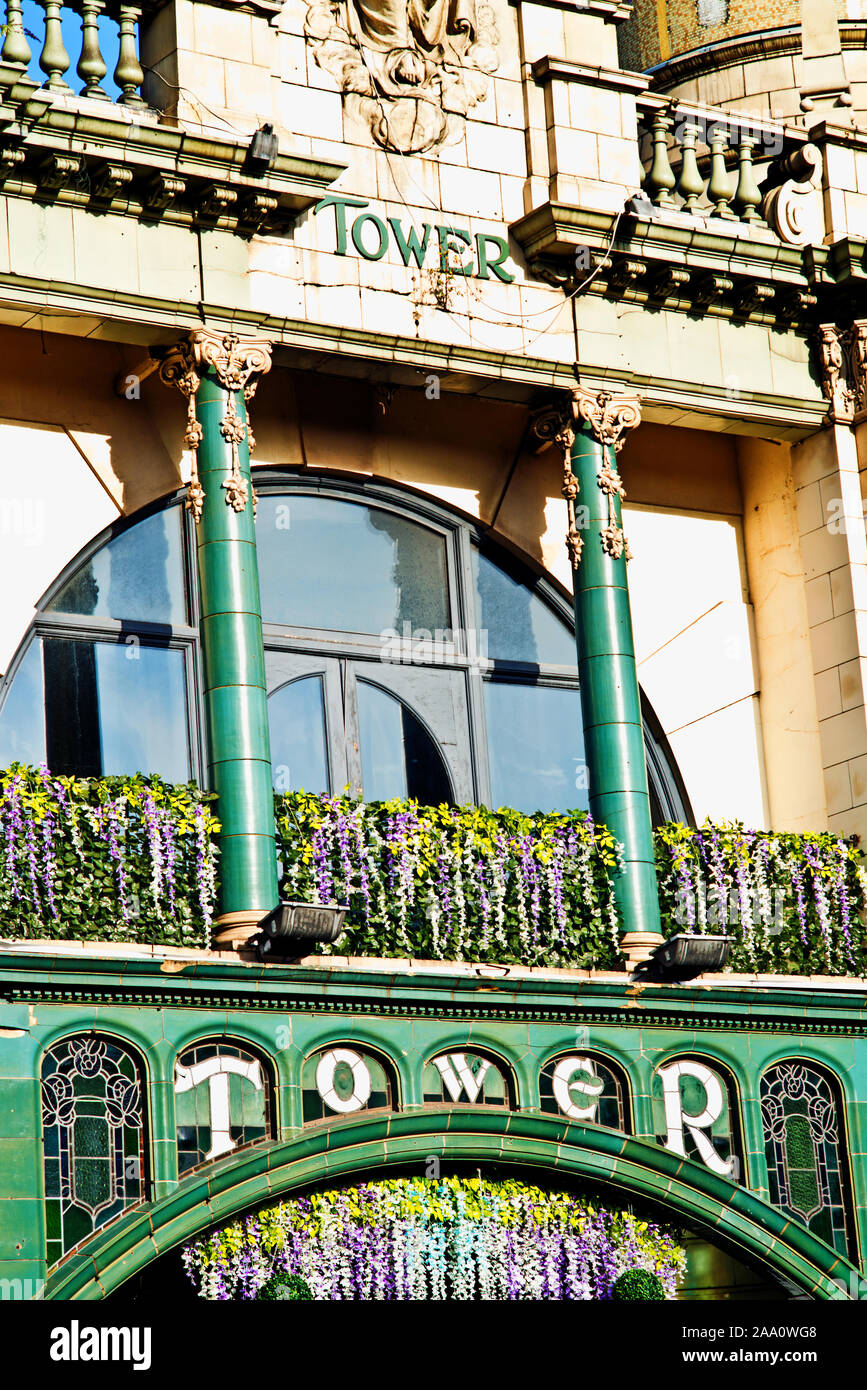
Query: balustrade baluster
732 132 762 223
675 118 705 211
114 4 145 106
39 0 71 89
1 0 32 67
77 0 108 99
707 124 736 219
645 109 676 208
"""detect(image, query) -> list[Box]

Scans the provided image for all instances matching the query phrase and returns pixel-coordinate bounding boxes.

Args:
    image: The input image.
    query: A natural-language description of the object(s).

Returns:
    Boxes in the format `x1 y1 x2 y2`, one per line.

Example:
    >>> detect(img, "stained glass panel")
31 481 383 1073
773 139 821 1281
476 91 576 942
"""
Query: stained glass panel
760 1062 853 1258
539 1054 627 1130
652 1058 738 1178
302 1047 393 1122
175 1043 270 1174
423 1051 508 1106
41 1036 145 1268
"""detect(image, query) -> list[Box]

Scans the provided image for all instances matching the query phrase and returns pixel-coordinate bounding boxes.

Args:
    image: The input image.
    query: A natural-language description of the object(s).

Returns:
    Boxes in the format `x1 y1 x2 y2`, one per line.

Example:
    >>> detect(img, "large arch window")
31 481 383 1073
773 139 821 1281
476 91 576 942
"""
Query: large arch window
0 479 691 823
760 1061 855 1260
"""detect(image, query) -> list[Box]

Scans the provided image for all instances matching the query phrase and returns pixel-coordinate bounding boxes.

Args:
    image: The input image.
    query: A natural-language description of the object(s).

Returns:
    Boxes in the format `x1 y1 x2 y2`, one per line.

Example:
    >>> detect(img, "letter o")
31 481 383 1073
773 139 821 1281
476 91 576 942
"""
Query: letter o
315 1047 372 1114
351 212 389 261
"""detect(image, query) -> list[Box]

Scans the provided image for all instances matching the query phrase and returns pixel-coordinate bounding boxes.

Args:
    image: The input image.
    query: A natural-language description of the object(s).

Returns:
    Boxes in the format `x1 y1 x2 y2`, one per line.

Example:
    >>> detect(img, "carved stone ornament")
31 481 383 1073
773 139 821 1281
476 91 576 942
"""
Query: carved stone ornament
157 330 272 521
304 0 499 153
763 143 824 249
572 386 640 562
814 321 867 424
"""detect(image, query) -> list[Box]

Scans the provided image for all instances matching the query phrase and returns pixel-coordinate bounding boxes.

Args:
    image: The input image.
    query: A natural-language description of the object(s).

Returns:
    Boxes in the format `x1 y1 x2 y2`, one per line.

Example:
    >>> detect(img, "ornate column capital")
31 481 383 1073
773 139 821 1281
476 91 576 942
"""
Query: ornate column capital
570 385 642 453
815 321 867 425
157 330 273 521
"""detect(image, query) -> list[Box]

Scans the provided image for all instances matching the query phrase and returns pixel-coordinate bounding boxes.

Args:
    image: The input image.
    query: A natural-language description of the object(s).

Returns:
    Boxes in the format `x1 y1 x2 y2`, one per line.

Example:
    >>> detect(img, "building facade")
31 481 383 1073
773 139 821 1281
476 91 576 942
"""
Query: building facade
0 0 866 1301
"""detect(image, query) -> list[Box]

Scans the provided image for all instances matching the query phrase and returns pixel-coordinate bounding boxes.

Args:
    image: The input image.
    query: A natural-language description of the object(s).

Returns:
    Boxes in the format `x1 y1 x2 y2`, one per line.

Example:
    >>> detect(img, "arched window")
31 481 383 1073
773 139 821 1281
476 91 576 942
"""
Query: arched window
423 1050 512 1107
174 1041 273 1173
41 1035 146 1266
539 1052 629 1131
760 1061 855 1259
302 1045 396 1121
652 1057 740 1179
0 480 691 823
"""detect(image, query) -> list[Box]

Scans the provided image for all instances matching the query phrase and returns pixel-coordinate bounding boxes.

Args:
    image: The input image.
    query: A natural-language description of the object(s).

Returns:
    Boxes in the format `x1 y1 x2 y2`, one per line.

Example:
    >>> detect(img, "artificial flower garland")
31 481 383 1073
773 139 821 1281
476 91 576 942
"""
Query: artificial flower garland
275 792 623 968
182 1176 687 1301
0 764 219 945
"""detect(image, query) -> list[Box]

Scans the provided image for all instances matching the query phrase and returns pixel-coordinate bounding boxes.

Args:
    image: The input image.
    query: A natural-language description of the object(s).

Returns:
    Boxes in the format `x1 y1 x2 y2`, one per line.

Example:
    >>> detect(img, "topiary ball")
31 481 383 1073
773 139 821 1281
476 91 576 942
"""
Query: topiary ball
612 1268 666 1301
258 1271 314 1301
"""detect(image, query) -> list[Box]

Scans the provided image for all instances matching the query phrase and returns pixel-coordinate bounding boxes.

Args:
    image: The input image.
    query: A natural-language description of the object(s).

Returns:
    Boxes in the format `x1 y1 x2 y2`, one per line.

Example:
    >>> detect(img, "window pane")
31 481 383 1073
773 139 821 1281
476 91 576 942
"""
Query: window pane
358 680 452 805
257 495 449 634
484 682 587 813
0 639 46 766
473 547 576 666
268 675 330 793
46 509 187 626
43 638 190 781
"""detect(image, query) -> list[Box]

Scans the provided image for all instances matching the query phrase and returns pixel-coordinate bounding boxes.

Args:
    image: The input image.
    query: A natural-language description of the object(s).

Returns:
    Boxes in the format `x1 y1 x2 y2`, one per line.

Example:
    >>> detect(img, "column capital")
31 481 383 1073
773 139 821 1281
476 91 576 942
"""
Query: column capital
157 328 273 400
570 385 641 453
156 330 273 522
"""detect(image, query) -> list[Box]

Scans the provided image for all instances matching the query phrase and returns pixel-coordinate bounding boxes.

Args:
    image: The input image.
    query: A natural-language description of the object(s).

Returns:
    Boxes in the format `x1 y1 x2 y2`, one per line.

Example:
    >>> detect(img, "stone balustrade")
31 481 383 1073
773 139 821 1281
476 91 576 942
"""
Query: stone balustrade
0 0 145 106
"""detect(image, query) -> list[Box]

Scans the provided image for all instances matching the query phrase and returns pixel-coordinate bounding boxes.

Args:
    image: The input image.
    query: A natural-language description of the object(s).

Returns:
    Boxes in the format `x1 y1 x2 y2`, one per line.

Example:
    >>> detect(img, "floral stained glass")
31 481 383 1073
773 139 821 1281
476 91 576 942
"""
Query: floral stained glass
761 1062 853 1258
42 1037 145 1267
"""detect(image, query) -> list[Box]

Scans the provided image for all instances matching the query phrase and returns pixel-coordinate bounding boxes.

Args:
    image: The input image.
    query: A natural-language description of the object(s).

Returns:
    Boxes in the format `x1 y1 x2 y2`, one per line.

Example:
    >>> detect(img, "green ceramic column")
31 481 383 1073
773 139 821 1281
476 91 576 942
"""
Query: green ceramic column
160 330 278 944
563 387 663 965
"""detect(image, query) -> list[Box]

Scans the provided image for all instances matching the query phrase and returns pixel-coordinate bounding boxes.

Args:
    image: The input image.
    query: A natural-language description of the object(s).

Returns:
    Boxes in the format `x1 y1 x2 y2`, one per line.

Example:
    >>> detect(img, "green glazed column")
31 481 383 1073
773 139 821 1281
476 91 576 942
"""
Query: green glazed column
537 387 663 968
159 330 278 946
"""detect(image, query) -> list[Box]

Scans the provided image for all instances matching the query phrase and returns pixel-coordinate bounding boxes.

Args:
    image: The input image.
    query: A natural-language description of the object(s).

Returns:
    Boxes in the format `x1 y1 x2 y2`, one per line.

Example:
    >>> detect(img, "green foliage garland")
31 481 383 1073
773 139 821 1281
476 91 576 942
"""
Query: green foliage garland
0 764 219 947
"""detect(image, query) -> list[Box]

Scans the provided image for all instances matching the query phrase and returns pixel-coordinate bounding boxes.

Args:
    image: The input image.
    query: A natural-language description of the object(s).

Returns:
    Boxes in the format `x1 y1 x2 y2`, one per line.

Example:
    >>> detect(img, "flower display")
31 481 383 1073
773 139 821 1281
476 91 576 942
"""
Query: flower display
0 764 220 946
655 821 867 975
182 1177 687 1301
275 792 623 968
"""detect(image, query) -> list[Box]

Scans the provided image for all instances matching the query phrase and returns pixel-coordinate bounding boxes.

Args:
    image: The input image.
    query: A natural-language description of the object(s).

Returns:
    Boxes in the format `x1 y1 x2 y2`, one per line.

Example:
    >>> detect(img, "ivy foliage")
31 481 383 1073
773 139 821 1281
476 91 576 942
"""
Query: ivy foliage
275 791 623 969
655 820 867 976
0 764 220 947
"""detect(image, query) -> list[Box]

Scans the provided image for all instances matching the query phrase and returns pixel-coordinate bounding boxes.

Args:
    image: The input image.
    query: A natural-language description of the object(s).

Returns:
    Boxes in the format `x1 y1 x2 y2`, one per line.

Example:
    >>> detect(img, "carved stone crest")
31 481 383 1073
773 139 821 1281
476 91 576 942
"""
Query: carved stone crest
815 322 867 424
305 0 499 153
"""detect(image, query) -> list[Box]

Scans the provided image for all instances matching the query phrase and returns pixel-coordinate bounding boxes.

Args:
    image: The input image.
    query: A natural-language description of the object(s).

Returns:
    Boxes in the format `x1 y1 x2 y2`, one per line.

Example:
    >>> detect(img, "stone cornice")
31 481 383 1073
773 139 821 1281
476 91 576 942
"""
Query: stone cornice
510 0 633 21
510 201 846 330
1 944 866 1033
646 22 867 89
0 84 345 235
531 56 649 93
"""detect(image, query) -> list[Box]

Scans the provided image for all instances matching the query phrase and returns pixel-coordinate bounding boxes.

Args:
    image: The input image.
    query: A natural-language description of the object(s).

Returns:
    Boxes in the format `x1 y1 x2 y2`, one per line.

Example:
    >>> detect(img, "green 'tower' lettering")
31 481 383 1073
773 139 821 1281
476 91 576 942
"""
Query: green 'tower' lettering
351 212 389 261
388 218 433 268
475 232 515 283
436 226 473 276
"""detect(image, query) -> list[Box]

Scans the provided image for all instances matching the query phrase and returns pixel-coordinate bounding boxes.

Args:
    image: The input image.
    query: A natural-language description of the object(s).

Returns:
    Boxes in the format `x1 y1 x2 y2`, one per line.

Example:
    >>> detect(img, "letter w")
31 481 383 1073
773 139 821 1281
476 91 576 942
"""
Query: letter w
434 1053 489 1102
388 219 432 269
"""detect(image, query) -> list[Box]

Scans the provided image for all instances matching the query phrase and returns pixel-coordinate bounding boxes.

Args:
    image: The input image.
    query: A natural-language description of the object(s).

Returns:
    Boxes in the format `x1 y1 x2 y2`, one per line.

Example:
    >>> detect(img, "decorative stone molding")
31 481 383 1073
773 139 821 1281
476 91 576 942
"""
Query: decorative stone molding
531 387 641 569
762 144 824 248
814 322 867 424
572 385 641 455
91 162 134 203
304 0 499 153
157 330 273 521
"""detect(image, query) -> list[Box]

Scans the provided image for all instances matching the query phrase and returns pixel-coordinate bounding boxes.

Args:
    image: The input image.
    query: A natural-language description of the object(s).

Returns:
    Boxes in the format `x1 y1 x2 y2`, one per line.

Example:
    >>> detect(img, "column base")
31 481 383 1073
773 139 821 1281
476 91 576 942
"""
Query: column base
620 931 663 972
212 910 265 950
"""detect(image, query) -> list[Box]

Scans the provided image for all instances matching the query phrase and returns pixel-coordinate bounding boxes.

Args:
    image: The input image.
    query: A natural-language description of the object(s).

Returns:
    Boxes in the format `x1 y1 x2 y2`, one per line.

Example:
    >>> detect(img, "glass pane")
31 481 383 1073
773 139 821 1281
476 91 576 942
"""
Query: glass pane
472 546 576 666
0 639 46 766
358 680 452 806
257 495 449 635
268 676 330 793
46 509 187 626
484 682 587 813
43 637 190 781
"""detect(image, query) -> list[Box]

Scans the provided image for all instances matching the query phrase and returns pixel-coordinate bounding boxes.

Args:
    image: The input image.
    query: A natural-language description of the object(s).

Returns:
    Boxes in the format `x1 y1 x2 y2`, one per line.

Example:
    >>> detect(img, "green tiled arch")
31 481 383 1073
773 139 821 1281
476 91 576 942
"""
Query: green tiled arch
43 1110 860 1301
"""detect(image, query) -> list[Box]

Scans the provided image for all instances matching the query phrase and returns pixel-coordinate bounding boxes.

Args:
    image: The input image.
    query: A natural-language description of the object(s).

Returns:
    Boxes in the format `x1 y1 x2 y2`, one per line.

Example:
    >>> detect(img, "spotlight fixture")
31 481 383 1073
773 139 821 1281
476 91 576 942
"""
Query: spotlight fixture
253 900 347 962
247 122 278 175
648 933 731 982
